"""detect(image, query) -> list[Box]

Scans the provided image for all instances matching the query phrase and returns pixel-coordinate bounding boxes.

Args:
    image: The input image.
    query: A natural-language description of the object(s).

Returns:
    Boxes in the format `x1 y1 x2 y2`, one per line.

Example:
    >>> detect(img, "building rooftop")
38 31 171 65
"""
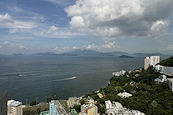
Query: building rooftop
10 101 22 106
117 92 132 98
167 78 173 81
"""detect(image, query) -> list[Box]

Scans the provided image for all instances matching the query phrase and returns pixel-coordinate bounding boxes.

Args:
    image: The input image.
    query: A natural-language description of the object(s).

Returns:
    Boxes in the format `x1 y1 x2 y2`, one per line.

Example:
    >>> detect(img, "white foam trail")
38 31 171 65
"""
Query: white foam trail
32 77 76 85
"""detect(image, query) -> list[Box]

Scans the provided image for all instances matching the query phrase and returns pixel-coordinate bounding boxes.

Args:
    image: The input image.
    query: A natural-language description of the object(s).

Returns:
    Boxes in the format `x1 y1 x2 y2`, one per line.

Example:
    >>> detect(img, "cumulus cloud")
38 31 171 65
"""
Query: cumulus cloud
44 26 59 34
65 0 173 39
85 42 120 50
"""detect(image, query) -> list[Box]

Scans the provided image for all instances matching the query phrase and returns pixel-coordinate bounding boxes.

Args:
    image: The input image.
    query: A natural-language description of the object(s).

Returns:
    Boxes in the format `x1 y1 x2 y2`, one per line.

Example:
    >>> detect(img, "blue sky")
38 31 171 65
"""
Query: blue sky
0 0 173 54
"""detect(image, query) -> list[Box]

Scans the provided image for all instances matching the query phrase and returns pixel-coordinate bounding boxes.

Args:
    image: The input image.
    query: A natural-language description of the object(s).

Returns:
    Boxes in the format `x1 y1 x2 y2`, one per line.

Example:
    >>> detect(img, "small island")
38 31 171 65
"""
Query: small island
119 54 134 58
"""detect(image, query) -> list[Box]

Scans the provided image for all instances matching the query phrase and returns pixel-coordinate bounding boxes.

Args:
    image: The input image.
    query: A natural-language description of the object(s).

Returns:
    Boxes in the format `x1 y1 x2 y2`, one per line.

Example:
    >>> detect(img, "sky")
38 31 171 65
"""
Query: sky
0 0 173 54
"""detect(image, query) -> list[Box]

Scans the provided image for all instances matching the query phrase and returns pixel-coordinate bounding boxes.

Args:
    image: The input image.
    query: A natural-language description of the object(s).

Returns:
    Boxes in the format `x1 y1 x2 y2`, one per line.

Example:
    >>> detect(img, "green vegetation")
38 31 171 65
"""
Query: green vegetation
86 66 173 114
73 105 81 113
59 100 70 112
29 100 39 106
23 102 49 115
159 56 173 67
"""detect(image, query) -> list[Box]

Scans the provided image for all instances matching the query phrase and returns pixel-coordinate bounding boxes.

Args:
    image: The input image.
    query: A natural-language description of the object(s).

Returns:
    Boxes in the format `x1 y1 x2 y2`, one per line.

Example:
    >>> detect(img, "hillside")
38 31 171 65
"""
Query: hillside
159 56 173 67
84 66 173 115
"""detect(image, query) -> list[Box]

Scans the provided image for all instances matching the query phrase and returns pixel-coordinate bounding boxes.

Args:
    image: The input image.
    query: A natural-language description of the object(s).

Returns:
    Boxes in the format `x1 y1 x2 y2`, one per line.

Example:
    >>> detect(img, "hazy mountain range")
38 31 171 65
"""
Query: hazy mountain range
0 49 171 58
32 49 171 58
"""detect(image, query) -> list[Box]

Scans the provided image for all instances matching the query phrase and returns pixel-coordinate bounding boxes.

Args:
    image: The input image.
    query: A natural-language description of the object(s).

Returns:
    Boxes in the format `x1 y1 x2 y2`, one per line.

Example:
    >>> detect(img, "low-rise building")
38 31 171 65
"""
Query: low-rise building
167 78 173 91
7 100 23 115
117 92 132 98
155 65 173 76
112 70 126 77
79 104 98 115
97 93 103 98
154 75 167 83
105 100 145 115
68 97 80 108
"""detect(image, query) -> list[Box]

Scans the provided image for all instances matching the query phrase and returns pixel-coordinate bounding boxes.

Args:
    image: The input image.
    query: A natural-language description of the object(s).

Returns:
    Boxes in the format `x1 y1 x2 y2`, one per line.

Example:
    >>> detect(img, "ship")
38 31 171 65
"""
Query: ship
71 76 76 79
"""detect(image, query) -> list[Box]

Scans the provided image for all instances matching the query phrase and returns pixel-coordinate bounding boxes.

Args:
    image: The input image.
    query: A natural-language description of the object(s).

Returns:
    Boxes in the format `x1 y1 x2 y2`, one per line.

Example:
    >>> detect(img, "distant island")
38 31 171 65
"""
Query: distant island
119 54 134 58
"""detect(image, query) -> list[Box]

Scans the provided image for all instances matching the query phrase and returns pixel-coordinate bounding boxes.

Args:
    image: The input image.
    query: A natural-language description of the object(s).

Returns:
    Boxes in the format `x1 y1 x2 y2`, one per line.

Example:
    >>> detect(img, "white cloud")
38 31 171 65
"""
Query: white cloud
44 26 59 34
65 0 173 40
43 25 85 38
42 0 75 6
19 45 27 49
150 20 170 37
0 13 12 21
0 13 39 29
72 46 80 50
3 41 10 46
0 41 10 49
85 42 120 50
54 46 71 53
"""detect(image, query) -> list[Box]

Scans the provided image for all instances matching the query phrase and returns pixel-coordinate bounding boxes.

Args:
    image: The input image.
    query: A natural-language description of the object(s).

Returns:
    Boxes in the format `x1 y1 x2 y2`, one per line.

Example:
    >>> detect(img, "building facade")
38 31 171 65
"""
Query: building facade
80 104 98 115
144 57 150 70
0 91 7 115
105 100 145 115
144 56 160 70
7 100 23 115
150 56 160 67
167 78 173 91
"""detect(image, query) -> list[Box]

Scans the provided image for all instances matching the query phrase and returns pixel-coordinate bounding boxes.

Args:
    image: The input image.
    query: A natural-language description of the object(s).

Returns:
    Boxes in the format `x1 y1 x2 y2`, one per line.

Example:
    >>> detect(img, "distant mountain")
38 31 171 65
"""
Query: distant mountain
33 52 57 55
119 55 134 58
103 51 129 56
132 53 171 58
12 53 25 55
65 49 130 56
65 49 102 55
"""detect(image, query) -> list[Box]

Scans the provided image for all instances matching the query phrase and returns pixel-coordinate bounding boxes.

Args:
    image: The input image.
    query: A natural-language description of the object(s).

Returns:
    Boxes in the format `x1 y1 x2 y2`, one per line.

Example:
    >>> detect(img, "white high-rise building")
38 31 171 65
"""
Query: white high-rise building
144 56 160 70
144 57 150 70
7 100 23 115
150 56 160 67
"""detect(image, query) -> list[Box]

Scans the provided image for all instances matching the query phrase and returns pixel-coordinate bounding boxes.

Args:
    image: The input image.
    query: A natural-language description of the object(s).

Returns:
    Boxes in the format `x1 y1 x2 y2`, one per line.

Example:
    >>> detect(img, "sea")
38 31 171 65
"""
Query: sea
0 55 144 104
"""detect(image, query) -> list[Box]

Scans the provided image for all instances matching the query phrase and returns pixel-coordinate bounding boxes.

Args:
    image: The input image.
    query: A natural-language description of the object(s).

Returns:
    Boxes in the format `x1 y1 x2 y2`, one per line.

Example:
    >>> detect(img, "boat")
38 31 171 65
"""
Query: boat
71 76 76 79
18 74 24 77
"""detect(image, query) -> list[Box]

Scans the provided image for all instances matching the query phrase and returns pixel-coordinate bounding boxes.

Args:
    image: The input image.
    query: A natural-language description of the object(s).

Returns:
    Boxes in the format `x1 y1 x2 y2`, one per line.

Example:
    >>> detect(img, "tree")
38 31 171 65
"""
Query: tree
30 100 38 106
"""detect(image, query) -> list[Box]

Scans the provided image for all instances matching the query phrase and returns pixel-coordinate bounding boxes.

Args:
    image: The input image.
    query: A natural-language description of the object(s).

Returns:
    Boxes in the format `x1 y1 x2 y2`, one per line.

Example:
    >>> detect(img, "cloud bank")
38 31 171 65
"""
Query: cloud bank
65 0 173 40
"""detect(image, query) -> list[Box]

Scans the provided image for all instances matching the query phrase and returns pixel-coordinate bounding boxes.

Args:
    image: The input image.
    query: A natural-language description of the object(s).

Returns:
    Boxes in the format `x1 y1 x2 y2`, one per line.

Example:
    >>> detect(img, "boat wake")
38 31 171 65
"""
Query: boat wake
58 76 76 81
31 76 77 85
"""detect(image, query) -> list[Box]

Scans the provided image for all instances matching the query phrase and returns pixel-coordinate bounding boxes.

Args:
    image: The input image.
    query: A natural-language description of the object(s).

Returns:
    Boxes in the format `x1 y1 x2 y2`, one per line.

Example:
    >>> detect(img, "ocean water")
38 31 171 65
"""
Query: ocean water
0 55 143 103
